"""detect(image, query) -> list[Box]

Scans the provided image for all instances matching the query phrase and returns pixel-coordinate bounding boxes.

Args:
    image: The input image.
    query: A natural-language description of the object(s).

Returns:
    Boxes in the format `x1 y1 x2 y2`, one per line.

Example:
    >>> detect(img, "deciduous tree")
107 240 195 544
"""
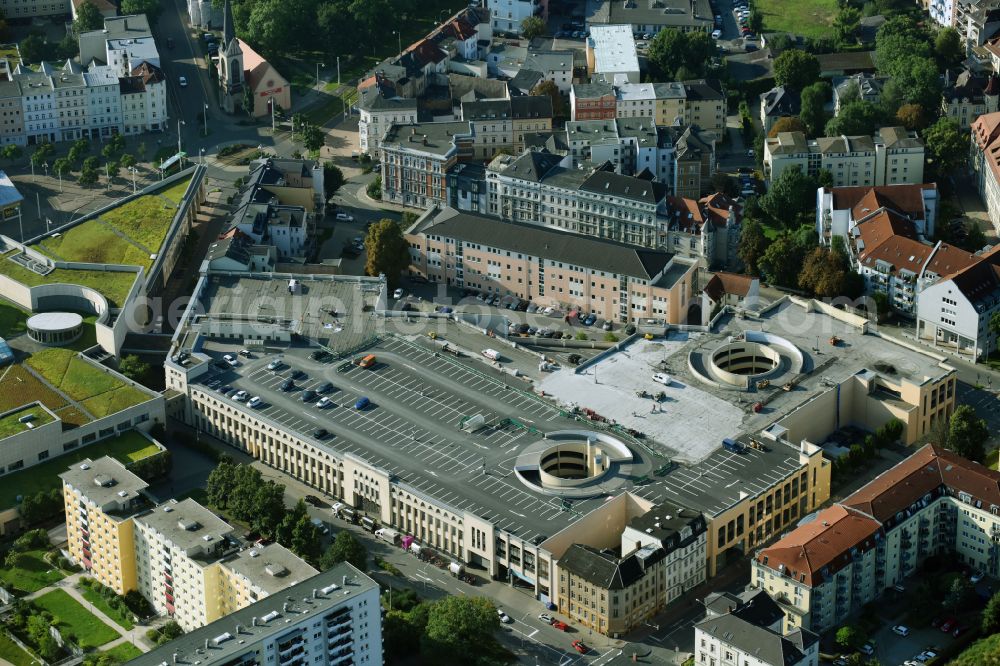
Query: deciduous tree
895 103 927 130
364 218 410 287
773 50 821 90
759 165 815 227
947 404 988 462
323 162 345 201
423 596 501 662
800 81 830 137
924 117 968 176
767 116 806 138
935 27 964 67
117 354 149 381
824 99 884 136
321 531 367 571
72 0 104 35
738 218 768 275
120 0 163 24
521 15 546 40
834 6 861 44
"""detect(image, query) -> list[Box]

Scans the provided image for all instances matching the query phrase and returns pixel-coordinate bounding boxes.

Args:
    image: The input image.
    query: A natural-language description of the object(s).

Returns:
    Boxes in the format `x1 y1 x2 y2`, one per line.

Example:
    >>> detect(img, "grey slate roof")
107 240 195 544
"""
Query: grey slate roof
358 89 418 113
412 207 676 280
579 170 667 204
704 588 785 627
573 81 615 99
510 68 544 94
511 94 553 118
557 543 647 590
493 149 566 182
591 0 714 29
761 86 801 118
695 611 816 665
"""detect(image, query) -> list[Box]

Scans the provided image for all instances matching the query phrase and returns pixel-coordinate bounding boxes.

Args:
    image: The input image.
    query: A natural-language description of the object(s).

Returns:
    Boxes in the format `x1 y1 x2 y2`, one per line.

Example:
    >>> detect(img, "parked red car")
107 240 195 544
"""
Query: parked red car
572 640 589 654
552 621 568 631
940 617 959 633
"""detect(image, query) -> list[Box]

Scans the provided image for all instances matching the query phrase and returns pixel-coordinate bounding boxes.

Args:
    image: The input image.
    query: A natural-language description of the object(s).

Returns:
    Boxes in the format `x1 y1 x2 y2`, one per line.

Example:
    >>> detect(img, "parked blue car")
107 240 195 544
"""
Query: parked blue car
354 396 370 410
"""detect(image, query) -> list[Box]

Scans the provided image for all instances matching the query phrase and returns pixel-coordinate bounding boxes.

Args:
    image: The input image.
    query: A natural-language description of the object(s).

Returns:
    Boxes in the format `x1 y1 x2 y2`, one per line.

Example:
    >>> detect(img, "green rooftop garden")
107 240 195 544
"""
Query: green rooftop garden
0 175 193 308
26 349 150 419
0 252 138 309
36 176 192 271
0 630 36 665
0 430 160 509
0 299 29 339
0 405 55 439
0 364 68 414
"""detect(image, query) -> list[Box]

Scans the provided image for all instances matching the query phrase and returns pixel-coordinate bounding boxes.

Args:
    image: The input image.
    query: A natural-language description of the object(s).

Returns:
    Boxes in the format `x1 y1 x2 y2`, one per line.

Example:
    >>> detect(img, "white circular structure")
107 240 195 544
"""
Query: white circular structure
513 430 637 498
27 312 84 346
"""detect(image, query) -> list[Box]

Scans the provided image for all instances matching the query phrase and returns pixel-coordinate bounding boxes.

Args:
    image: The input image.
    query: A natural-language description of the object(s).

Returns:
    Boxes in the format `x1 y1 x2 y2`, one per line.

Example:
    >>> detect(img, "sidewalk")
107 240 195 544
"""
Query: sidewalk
23 571 161 653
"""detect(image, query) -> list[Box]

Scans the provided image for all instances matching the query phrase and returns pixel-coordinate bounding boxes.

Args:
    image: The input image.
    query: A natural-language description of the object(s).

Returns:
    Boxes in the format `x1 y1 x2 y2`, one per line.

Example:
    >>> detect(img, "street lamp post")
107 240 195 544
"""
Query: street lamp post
42 162 48 178
337 57 341 87
316 62 325 88
394 30 401 54
128 166 137 193
177 119 186 157
105 162 110 190
203 103 209 136
200 148 205 165
35 191 41 219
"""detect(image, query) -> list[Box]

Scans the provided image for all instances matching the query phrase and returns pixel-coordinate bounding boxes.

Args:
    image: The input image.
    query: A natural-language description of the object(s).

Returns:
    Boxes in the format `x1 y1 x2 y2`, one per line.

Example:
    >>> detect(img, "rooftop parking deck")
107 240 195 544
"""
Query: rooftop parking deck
194 334 664 542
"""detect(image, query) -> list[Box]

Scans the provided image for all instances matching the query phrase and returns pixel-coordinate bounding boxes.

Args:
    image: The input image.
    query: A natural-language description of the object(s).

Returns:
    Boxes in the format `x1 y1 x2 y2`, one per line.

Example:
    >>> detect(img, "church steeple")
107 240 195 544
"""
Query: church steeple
222 0 235 47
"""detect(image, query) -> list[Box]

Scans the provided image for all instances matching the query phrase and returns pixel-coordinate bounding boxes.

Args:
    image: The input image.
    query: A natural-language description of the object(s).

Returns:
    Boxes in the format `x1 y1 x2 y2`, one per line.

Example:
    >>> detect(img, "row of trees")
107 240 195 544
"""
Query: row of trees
229 0 424 60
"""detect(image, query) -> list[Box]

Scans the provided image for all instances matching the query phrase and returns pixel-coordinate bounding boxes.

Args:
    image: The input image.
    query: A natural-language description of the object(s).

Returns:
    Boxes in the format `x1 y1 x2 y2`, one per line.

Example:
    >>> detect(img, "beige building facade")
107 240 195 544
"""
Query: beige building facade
405 206 699 324
753 444 1000 633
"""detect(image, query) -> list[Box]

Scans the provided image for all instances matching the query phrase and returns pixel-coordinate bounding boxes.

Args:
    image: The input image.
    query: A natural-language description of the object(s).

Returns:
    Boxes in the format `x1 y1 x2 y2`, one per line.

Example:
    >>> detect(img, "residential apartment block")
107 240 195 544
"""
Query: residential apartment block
405 206 700 324
60 456 318 632
759 86 801 135
942 69 1000 129
615 80 726 135
126 564 383 666
357 85 418 158
764 127 925 188
586 24 641 84
972 110 1000 228
61 457 148 595
486 150 668 247
753 444 998 633
695 589 820 666
556 502 707 636
226 157 326 260
380 121 474 208
1 0 67 18
461 96 554 160
589 0 715 35
817 183 953 316
570 82 618 120
916 245 1000 359
487 0 546 34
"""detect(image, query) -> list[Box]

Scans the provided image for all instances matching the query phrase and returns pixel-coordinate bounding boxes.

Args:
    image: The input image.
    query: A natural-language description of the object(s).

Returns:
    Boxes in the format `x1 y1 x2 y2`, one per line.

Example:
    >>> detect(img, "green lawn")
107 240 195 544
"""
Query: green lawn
0 549 65 593
0 252 138 309
96 642 142 662
0 430 160 509
0 299 29 338
754 0 840 39
77 582 135 630
33 589 120 649
26 348 152 418
0 631 37 666
0 405 55 439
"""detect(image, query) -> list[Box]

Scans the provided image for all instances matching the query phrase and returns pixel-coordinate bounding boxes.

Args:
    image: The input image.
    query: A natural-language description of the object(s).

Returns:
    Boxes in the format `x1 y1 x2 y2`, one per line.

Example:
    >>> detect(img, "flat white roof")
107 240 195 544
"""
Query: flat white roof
588 24 640 76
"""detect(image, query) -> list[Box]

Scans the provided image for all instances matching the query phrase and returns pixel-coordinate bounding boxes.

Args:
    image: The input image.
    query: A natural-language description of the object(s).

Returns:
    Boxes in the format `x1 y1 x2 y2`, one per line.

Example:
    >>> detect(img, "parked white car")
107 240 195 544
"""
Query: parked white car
247 396 262 408
497 609 512 624
652 373 672 385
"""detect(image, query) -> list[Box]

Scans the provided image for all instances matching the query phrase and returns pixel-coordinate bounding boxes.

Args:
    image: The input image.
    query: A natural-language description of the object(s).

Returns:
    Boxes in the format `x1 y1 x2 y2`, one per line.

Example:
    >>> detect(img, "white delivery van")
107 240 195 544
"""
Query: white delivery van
375 528 400 544
482 348 501 361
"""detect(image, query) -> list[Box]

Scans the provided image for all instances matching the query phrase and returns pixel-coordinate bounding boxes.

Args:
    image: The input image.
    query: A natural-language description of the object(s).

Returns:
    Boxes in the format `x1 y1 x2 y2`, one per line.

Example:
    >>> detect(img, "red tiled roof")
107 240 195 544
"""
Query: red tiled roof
704 272 753 302
756 505 882 587
699 192 742 229
942 245 1000 303
845 444 1000 522
760 445 1000 587
666 196 705 234
828 183 935 222
237 39 286 94
923 243 979 278
973 112 1000 203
